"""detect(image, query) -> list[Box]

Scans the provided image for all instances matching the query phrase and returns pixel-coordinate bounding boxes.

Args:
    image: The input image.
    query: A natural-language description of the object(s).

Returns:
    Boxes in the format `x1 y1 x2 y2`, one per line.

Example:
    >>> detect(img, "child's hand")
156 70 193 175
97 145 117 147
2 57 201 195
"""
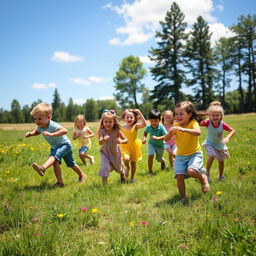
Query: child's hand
151 135 157 140
25 132 32 138
116 139 121 144
104 135 110 141
42 131 52 137
142 138 146 144
83 135 89 139
221 137 229 144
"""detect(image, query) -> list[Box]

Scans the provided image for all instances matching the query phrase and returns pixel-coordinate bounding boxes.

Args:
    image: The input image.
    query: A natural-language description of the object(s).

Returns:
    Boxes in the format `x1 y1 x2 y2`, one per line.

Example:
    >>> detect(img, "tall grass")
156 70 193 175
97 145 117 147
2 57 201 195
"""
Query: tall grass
0 114 255 255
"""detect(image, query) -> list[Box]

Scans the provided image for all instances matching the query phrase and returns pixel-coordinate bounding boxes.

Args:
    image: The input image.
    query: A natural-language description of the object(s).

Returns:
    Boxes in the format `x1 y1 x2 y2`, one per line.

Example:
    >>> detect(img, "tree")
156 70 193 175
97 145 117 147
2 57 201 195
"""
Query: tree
214 37 234 107
149 2 187 106
22 104 32 123
51 89 64 121
11 99 24 123
66 97 76 122
114 55 146 109
185 16 216 109
96 99 120 118
85 98 98 121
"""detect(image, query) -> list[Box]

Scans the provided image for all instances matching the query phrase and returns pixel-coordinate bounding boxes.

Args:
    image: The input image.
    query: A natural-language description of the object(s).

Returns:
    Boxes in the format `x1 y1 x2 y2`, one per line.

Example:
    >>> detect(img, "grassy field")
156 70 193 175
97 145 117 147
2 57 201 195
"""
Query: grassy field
0 114 256 255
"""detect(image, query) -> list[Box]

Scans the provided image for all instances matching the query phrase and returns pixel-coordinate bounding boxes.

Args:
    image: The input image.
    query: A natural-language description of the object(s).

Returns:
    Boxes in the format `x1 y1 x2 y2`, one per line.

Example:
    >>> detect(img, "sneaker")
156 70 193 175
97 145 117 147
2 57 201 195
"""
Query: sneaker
179 198 188 205
130 178 135 183
32 163 45 176
161 161 166 170
79 174 87 183
53 182 64 188
90 156 94 165
218 175 225 181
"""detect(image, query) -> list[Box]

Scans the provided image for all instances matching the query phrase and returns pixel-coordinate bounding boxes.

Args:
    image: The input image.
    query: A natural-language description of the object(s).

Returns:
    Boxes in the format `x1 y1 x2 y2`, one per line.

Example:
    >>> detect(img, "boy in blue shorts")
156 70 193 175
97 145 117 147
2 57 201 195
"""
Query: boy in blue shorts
142 110 167 176
25 103 87 187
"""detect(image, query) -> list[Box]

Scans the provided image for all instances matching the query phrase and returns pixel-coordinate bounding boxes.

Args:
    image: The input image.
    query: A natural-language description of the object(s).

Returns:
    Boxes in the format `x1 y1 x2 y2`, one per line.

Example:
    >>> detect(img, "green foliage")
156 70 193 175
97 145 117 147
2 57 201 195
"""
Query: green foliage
0 114 255 255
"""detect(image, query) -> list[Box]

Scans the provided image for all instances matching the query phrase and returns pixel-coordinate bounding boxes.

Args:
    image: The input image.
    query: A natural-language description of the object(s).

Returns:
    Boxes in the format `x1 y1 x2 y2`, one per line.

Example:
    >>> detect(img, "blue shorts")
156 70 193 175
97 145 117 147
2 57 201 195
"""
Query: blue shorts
174 151 205 178
79 146 89 154
148 143 165 162
50 144 76 167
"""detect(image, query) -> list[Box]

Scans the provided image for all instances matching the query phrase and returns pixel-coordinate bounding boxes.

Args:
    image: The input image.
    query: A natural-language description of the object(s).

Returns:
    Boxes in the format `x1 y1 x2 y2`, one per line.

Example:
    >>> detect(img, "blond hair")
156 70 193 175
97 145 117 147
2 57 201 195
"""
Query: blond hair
99 111 121 131
30 103 52 117
74 114 87 129
162 110 174 125
207 101 224 119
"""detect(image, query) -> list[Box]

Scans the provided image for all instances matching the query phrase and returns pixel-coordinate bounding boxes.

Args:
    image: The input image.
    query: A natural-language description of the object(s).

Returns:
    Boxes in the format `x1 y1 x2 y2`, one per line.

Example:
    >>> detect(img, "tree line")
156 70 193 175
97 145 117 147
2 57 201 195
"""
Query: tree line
1 2 255 123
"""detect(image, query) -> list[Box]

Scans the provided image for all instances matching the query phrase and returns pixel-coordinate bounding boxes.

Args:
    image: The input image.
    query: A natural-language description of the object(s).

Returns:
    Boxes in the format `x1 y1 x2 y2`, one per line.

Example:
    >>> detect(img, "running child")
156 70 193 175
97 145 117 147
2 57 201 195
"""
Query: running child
120 109 147 183
153 101 209 202
73 115 95 165
142 110 167 176
162 110 176 169
201 101 235 182
98 110 128 185
25 103 86 187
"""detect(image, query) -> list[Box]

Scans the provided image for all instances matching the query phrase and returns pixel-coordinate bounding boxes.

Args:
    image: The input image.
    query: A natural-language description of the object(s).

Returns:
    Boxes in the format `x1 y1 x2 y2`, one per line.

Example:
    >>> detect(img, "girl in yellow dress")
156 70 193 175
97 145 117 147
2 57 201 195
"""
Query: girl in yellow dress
120 109 147 183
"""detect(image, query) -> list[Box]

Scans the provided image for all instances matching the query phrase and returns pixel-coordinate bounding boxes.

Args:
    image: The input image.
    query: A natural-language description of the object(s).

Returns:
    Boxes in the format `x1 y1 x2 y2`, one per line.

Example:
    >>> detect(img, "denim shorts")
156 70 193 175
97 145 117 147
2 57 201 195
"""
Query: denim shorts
50 143 76 167
174 151 205 178
79 146 89 154
148 143 165 162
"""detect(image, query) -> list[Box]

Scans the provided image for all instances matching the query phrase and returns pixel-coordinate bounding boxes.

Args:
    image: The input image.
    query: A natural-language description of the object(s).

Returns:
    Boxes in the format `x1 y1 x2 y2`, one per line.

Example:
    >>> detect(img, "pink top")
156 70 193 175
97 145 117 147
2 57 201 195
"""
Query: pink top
201 120 232 131
163 124 176 146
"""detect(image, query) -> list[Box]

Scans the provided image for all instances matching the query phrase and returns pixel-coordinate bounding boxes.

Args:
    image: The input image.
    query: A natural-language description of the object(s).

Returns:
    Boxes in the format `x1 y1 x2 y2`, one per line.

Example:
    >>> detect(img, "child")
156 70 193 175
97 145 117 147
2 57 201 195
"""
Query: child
120 109 147 183
73 115 94 165
98 110 128 185
162 110 176 169
152 101 209 202
142 110 167 176
201 101 235 182
25 103 86 187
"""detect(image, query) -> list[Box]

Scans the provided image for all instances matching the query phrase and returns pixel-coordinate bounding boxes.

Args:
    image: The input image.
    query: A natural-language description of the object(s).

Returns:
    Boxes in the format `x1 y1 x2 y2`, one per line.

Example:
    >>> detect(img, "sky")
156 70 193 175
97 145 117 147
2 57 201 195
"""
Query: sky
0 0 255 110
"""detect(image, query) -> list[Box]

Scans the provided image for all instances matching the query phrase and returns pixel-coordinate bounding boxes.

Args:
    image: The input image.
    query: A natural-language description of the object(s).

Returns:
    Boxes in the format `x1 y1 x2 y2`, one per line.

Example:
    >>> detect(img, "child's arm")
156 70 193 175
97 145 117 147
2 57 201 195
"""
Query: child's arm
134 109 147 129
83 128 94 139
25 129 40 138
142 131 148 144
73 130 80 140
98 130 110 145
222 125 235 144
171 126 201 136
42 127 68 137
152 128 174 141
117 130 128 144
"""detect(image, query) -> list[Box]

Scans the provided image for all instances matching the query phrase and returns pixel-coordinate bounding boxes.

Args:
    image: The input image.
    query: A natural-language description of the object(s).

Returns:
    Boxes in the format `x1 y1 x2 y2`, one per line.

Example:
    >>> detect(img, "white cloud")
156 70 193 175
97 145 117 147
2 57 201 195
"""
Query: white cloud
98 96 114 100
51 51 83 63
105 0 229 46
73 99 87 105
70 77 90 86
139 56 154 64
70 76 111 86
216 4 224 12
209 22 235 44
32 82 56 89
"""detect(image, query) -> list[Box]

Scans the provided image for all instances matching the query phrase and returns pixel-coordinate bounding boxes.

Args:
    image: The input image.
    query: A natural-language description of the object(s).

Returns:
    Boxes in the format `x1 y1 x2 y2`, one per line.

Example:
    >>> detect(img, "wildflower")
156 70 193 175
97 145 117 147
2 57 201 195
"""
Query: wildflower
33 232 40 236
216 191 222 195
129 222 135 227
5 170 10 174
82 207 88 212
31 217 39 223
140 221 147 226
210 198 218 202
91 208 98 213
179 245 188 249
56 213 64 219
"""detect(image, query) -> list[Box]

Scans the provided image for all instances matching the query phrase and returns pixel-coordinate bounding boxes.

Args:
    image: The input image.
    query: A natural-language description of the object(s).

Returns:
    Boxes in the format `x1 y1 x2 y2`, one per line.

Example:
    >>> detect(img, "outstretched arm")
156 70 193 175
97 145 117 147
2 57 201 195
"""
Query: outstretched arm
222 126 235 144
117 130 128 144
134 109 147 129
42 127 68 137
25 129 39 138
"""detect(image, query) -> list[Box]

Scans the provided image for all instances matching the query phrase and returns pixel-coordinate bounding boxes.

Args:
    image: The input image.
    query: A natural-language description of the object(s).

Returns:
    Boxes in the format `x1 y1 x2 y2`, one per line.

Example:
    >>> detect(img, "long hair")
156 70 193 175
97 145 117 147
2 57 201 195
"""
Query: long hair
74 115 86 129
162 110 174 125
174 101 206 123
99 111 121 131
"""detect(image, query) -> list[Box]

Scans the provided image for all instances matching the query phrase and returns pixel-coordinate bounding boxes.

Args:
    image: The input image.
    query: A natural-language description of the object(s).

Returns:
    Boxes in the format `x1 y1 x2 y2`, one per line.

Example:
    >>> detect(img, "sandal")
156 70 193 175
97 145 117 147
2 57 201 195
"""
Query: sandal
32 163 45 176
79 174 87 183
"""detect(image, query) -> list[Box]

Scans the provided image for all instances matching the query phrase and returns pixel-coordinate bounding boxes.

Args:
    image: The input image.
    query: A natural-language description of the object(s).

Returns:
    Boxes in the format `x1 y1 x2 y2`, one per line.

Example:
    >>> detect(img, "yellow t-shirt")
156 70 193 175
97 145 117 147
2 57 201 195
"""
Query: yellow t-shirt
74 127 91 149
173 119 201 156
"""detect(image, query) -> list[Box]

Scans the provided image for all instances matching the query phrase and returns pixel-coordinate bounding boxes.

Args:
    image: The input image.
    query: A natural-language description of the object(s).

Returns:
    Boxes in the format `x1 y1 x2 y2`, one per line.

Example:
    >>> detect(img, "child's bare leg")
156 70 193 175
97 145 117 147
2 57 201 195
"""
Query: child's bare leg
53 161 64 184
84 154 94 164
79 153 86 165
176 174 186 199
42 156 57 170
166 148 174 168
148 155 154 175
71 164 86 180
102 177 108 185
187 168 210 193
130 161 136 181
123 158 130 177
218 160 224 177
206 156 215 174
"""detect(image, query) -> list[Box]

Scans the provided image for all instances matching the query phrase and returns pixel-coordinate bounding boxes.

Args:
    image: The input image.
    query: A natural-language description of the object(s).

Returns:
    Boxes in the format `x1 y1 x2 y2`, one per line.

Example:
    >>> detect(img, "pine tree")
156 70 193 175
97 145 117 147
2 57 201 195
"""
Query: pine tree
149 2 187 106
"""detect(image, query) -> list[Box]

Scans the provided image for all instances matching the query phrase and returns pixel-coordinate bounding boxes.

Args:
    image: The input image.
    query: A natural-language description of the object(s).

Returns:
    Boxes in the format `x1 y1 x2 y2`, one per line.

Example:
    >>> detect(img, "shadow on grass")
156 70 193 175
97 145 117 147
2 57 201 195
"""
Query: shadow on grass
20 181 60 192
154 192 202 207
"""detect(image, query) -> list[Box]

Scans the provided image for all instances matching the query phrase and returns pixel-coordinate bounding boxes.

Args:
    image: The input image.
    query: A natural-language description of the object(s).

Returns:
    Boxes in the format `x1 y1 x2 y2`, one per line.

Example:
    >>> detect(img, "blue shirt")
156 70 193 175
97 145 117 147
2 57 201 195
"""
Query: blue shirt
144 124 167 148
36 120 71 149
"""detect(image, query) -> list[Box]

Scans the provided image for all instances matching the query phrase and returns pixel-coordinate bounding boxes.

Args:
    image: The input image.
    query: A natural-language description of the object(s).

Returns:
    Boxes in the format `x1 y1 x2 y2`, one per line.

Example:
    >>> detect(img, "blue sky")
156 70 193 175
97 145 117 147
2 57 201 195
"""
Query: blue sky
0 0 255 110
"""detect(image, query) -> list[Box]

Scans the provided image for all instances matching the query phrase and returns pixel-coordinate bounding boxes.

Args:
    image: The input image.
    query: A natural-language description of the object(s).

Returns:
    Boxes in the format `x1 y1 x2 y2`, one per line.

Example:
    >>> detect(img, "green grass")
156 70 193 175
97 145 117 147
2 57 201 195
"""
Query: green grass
0 114 256 255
